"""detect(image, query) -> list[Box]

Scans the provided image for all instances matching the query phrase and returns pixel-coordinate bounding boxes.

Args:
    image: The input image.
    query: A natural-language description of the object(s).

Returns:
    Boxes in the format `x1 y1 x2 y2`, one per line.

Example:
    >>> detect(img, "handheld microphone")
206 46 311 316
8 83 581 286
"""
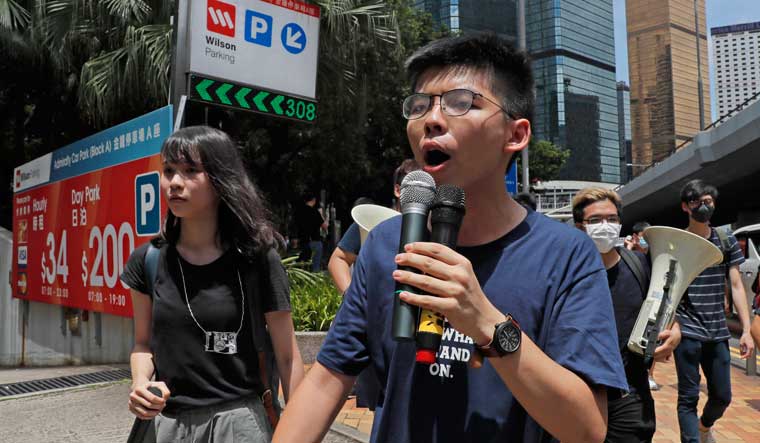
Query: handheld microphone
415 184 466 363
392 170 436 341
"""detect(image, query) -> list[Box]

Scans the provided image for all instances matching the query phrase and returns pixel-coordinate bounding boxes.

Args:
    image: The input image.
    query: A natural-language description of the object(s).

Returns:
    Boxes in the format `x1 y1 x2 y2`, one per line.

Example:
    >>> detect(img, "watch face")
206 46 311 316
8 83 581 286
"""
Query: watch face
497 324 521 353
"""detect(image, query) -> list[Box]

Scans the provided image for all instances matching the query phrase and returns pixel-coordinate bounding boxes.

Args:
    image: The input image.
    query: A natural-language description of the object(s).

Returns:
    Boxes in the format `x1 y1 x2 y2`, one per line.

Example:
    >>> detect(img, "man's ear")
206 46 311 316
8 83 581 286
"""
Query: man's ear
575 222 586 232
681 202 690 214
394 184 401 199
504 118 531 156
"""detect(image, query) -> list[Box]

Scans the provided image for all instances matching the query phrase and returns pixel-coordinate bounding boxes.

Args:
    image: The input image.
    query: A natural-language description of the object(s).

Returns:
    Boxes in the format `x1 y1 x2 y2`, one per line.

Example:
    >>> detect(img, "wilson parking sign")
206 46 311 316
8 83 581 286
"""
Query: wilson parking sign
11 106 172 317
187 0 320 100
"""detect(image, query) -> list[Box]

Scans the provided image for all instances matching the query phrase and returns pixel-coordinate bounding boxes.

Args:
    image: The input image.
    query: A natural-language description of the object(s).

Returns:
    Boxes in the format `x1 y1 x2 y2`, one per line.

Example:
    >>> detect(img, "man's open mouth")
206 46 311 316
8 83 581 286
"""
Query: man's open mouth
425 149 451 166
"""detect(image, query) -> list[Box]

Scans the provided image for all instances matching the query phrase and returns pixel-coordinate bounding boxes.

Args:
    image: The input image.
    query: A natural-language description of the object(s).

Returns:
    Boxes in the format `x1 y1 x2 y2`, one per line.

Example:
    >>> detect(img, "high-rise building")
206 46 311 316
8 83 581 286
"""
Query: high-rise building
617 82 632 183
413 1 619 183
527 0 620 183
712 21 760 120
626 0 711 175
412 1 517 40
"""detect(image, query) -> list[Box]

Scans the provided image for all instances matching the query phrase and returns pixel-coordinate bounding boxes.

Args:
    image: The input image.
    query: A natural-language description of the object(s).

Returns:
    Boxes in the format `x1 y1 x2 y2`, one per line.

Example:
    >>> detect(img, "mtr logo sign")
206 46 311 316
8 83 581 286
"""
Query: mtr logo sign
207 0 236 37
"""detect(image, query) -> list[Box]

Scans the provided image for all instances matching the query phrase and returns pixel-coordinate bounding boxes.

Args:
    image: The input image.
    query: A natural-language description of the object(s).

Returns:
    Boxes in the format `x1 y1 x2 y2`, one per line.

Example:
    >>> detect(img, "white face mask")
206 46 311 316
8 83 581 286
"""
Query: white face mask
585 222 622 253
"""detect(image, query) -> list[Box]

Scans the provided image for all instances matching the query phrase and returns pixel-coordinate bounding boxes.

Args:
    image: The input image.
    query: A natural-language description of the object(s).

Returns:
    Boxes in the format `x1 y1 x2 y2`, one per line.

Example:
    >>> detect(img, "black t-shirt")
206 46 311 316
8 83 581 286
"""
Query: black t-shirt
120 242 291 413
296 204 324 242
607 250 651 398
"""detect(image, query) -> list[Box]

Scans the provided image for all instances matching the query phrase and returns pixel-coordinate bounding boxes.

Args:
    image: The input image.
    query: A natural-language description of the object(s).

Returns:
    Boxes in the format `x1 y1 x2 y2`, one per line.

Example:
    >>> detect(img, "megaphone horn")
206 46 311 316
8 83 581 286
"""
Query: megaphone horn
627 226 723 359
351 204 400 245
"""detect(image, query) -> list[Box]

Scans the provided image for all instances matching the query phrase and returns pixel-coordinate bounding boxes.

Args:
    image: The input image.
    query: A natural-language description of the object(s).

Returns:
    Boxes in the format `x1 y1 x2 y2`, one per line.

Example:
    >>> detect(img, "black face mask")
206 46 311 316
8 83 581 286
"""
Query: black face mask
691 203 714 223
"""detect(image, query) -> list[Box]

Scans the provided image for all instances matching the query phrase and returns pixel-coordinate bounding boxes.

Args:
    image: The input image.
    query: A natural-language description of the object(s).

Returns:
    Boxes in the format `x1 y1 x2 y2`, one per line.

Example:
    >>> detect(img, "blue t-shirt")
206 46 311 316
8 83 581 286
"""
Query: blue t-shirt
318 210 627 443
337 222 362 255
677 228 745 342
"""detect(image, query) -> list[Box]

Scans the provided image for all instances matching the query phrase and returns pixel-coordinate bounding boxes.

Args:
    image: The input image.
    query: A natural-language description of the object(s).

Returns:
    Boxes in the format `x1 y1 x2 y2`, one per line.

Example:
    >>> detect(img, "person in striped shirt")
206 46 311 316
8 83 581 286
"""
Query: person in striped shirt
673 179 755 443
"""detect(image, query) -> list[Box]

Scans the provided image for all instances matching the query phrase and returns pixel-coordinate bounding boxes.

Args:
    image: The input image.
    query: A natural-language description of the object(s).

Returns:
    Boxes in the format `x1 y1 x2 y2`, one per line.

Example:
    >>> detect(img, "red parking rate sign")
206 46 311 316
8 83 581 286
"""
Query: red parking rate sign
12 107 172 317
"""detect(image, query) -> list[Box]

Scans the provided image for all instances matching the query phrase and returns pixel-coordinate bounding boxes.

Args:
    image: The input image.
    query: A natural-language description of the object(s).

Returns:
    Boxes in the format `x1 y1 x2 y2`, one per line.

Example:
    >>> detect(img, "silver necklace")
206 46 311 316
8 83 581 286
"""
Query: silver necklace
177 256 245 354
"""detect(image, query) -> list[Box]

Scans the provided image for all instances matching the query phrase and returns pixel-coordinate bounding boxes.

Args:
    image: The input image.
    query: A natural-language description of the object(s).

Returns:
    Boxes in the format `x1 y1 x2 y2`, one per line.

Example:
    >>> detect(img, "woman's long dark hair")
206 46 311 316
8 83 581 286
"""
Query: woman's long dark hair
159 126 279 258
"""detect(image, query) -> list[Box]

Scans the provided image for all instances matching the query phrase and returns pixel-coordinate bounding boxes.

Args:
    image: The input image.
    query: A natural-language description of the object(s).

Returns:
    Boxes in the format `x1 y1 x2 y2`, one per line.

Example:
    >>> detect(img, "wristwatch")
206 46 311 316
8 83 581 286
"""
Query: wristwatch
477 314 522 358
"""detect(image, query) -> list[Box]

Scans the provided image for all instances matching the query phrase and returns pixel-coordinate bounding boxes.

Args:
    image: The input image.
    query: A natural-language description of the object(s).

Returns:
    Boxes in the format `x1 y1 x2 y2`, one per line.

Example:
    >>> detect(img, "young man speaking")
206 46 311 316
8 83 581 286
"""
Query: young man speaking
274 33 627 443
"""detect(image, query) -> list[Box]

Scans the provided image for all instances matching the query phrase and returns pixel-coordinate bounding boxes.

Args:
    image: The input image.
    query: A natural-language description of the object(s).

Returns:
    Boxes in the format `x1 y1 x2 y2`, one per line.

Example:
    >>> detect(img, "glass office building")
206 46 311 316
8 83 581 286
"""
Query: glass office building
617 82 632 183
527 0 620 183
414 1 619 183
412 1 518 40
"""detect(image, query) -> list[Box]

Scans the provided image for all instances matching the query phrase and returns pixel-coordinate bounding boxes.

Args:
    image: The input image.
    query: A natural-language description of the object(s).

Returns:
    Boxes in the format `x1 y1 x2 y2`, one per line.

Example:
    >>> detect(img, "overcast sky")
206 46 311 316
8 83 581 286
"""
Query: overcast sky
613 0 760 120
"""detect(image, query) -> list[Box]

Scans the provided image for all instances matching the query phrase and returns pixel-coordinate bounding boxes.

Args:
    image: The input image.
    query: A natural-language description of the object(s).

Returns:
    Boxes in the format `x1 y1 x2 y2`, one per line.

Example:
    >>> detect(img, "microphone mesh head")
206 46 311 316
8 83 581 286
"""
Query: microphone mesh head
400 170 436 207
434 184 465 209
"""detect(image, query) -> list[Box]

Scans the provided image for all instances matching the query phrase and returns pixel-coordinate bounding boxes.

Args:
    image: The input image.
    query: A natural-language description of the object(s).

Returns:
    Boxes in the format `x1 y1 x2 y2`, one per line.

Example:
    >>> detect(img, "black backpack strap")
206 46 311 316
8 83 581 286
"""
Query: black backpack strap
715 228 732 267
242 249 282 423
144 243 160 296
617 246 648 295
243 253 269 353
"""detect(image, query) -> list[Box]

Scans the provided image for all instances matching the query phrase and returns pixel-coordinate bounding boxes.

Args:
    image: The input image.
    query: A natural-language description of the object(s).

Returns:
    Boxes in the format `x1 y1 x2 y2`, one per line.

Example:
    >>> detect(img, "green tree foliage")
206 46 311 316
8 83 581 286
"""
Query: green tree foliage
0 0 173 227
213 1 443 233
517 138 570 184
0 1 440 233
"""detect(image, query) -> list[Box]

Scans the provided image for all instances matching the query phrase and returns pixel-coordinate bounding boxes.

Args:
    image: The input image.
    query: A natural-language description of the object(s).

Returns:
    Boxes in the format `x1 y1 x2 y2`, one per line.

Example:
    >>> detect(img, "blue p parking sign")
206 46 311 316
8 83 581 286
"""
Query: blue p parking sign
245 10 273 47
135 172 160 236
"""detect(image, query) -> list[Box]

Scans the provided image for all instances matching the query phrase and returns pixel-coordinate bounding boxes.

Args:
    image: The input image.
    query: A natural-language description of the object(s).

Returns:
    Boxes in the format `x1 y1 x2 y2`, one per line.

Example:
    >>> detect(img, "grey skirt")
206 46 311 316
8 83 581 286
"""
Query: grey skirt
144 396 273 443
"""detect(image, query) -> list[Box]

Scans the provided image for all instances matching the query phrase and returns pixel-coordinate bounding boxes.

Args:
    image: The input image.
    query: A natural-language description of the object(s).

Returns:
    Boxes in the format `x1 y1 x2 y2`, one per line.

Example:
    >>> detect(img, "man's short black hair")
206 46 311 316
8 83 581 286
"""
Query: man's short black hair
631 221 650 234
405 32 534 124
680 179 718 203
405 33 534 174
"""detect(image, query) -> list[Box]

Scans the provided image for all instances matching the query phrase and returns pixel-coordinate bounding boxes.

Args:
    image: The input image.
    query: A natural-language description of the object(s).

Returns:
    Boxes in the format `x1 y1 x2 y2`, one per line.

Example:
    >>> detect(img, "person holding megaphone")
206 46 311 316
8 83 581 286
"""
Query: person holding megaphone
573 188 682 443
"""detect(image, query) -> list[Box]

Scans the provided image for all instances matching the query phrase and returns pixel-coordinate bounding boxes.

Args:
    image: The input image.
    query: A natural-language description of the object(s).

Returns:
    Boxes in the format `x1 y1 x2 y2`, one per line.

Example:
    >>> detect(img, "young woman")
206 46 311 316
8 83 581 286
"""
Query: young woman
121 126 303 442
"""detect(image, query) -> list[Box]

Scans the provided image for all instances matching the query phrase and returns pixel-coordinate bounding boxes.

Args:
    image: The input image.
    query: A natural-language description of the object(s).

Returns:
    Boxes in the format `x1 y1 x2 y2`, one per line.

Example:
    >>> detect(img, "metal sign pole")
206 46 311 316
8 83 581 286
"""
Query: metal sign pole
170 1 191 129
518 0 529 192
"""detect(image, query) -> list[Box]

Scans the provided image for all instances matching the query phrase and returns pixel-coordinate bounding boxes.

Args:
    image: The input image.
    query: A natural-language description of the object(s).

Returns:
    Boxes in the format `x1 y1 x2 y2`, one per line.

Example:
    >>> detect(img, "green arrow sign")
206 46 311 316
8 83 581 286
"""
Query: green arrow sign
189 75 317 123
235 87 251 109
271 95 284 115
196 79 214 101
253 91 270 112
216 83 233 105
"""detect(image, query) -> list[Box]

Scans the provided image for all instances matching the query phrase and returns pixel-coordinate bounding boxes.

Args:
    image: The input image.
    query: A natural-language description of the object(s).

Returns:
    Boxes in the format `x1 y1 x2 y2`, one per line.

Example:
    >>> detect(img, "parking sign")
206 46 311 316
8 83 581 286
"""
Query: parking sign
187 0 320 100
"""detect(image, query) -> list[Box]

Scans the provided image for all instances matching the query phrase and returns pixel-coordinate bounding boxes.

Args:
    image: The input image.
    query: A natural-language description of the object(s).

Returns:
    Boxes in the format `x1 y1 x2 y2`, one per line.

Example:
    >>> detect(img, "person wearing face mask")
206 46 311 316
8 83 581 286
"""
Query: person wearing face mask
573 188 681 443
673 179 755 443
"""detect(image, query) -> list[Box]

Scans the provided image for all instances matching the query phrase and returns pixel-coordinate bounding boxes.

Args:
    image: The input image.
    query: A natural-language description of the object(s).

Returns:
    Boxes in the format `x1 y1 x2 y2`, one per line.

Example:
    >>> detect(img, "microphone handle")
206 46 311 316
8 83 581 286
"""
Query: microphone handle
392 211 429 341
415 210 462 362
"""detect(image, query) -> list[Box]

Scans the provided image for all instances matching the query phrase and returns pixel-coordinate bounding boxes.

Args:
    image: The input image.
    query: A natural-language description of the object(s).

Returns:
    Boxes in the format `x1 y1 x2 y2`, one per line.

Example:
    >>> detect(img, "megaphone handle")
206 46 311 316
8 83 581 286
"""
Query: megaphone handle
644 263 676 364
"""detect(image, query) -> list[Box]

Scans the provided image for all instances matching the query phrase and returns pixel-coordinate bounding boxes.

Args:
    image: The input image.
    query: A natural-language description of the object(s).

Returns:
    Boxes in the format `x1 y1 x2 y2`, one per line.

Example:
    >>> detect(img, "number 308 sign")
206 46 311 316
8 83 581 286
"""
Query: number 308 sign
11 107 172 317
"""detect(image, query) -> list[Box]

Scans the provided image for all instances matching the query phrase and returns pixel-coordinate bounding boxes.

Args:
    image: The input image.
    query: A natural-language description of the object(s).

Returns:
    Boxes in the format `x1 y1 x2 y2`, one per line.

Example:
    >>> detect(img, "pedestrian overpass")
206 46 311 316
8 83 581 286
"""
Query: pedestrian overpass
619 100 760 229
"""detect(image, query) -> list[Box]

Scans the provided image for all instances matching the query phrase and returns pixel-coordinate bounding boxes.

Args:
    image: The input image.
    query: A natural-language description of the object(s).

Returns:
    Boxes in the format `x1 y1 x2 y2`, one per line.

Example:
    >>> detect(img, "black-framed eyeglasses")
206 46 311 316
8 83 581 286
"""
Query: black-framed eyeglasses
687 197 715 208
402 88 516 120
583 215 621 225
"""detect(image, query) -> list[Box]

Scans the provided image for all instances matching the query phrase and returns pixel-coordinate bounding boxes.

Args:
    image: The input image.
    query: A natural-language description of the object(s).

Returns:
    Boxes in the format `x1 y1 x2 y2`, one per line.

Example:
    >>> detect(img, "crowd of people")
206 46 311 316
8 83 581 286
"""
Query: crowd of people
120 32 760 443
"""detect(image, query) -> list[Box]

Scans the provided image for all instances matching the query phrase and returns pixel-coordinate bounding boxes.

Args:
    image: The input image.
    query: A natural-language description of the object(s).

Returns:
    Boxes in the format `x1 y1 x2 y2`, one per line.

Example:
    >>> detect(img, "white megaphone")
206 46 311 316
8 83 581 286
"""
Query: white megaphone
627 226 723 359
351 204 400 245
